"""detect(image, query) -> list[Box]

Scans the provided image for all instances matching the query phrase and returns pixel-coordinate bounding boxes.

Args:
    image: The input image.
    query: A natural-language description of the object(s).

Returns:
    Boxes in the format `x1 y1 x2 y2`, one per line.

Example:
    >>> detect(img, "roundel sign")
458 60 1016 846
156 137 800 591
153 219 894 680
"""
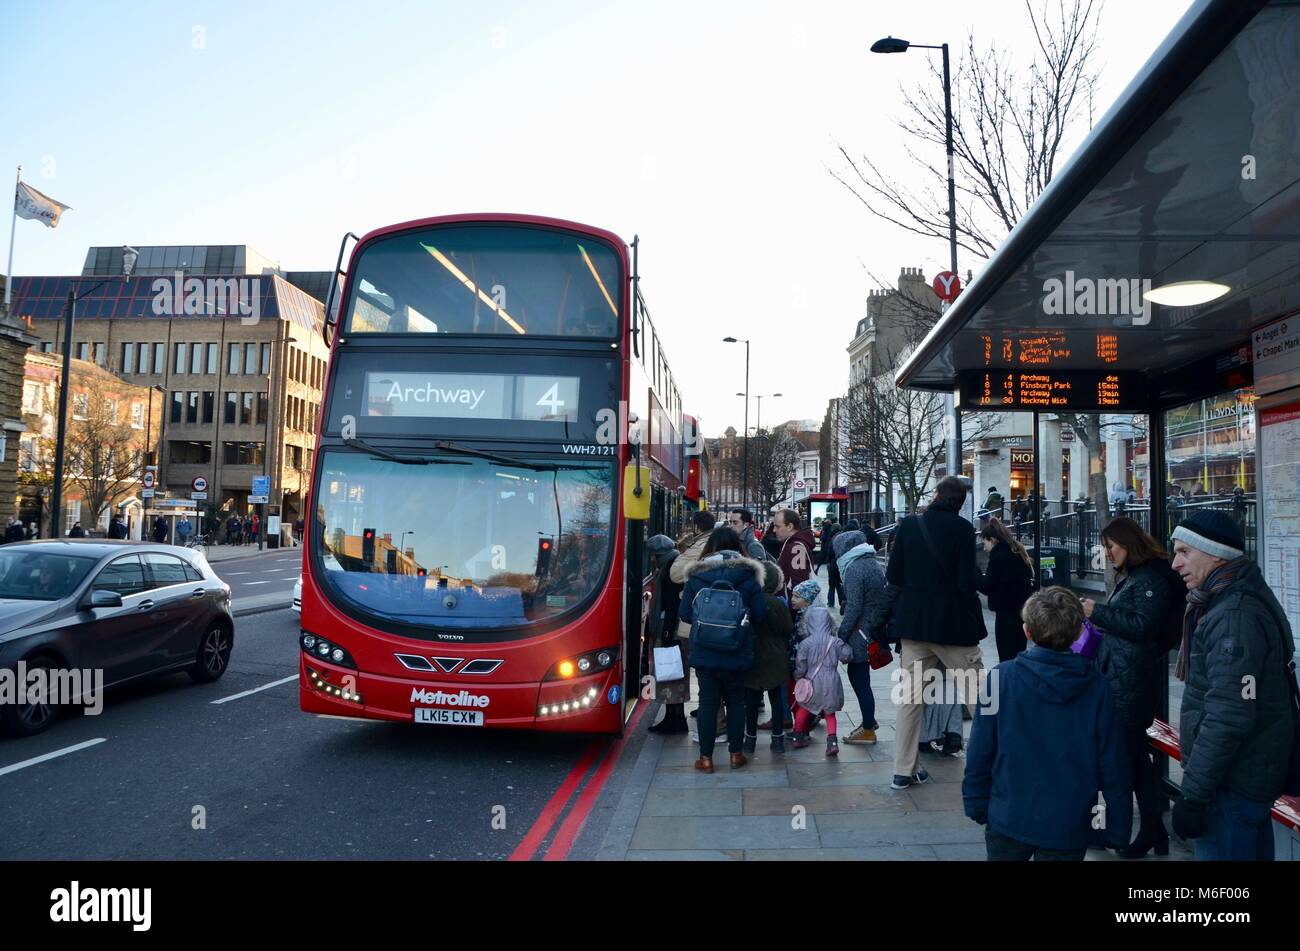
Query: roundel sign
142 470 156 489
794 479 806 489
932 271 962 302
191 476 208 493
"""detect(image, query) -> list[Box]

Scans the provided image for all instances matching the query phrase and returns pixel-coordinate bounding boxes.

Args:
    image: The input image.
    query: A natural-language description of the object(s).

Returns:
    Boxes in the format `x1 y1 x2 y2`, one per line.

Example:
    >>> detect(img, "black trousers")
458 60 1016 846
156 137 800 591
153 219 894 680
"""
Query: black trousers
696 668 746 757
745 687 786 736
985 828 1085 861
1127 724 1164 822
994 610 1027 663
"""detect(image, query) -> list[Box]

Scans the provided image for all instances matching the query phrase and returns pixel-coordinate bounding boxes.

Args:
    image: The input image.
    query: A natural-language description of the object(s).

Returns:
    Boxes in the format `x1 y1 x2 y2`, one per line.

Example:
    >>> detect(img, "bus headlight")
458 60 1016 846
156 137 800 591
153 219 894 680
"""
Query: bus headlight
544 647 619 681
301 631 356 669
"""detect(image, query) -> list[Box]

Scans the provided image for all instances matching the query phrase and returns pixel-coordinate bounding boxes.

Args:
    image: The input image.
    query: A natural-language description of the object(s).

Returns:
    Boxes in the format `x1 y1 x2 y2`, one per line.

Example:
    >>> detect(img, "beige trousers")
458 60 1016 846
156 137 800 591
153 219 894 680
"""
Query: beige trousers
892 639 985 778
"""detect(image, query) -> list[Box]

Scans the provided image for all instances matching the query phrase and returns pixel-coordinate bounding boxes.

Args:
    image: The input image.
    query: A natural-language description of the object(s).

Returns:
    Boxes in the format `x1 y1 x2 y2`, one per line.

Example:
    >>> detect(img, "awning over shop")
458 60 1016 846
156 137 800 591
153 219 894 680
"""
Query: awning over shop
897 0 1300 409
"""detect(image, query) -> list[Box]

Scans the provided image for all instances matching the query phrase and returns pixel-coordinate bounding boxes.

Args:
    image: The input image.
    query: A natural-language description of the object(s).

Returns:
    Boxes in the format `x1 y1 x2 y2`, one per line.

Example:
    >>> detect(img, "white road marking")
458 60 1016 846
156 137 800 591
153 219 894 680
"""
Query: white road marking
225 572 250 576
211 674 299 705
0 738 108 778
243 580 272 586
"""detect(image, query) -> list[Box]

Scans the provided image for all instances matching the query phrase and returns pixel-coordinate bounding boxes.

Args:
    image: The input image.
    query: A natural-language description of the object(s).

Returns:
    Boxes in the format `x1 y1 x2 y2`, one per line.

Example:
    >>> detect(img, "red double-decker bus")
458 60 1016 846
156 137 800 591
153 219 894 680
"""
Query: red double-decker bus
298 213 690 734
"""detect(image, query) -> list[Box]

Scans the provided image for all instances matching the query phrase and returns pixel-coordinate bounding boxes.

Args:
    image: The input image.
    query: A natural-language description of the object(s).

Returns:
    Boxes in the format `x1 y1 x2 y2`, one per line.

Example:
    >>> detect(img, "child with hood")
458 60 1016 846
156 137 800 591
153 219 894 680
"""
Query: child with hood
791 606 854 755
743 561 793 753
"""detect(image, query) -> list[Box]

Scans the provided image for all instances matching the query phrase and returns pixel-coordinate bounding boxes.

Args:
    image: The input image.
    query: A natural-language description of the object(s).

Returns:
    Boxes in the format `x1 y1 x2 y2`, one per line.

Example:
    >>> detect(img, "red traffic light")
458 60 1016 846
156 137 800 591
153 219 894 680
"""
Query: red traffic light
364 530 374 539
540 540 551 550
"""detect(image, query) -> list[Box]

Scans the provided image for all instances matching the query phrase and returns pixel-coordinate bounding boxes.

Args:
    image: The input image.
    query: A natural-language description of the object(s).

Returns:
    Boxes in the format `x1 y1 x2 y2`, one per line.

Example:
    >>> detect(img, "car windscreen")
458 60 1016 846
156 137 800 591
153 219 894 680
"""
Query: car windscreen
0 551 98 601
312 450 614 634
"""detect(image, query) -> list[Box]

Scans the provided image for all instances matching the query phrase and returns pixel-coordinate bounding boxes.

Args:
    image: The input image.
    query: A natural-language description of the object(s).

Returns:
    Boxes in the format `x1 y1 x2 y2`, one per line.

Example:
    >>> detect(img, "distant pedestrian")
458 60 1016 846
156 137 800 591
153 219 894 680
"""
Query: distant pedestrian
677 528 768 773
3 517 23 544
68 522 85 538
1169 510 1296 860
773 508 815 601
978 518 1035 662
646 534 688 735
880 476 987 789
108 516 129 540
982 486 1004 522
790 607 853 755
743 561 792 755
250 512 260 545
152 516 169 544
963 586 1131 861
727 508 769 562
176 516 193 547
833 528 889 745
821 520 844 607
1080 516 1187 859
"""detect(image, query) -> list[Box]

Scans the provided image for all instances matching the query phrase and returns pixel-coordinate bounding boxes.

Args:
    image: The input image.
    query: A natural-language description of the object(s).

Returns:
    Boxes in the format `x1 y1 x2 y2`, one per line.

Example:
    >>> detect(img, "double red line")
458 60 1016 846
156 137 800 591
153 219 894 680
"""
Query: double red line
509 701 649 861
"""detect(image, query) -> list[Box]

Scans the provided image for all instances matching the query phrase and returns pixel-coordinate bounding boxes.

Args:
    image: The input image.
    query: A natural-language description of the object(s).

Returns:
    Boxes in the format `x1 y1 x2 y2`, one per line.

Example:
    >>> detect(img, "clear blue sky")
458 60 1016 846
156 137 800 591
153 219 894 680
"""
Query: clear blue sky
2 0 1194 433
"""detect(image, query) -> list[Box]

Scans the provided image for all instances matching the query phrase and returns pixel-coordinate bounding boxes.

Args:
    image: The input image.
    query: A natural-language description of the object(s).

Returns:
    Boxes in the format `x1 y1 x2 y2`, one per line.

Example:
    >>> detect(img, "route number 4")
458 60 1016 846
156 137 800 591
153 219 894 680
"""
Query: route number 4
537 383 565 416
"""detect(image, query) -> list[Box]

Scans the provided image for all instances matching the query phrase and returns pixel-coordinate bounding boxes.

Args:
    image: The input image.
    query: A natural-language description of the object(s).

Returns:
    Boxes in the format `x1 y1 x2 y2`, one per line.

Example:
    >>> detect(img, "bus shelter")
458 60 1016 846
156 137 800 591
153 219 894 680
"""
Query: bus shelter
895 0 1300 854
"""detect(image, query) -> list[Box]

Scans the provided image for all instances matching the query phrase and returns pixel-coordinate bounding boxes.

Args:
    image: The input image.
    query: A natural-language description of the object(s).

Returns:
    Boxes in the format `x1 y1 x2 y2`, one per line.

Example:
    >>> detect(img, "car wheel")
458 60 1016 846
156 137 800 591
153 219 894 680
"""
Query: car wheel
0 655 61 737
189 623 233 683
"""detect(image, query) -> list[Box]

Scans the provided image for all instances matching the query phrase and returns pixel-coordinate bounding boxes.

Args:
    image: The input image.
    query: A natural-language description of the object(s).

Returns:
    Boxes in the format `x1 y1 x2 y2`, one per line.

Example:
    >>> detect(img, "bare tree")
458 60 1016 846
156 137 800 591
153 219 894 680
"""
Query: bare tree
43 395 144 529
749 427 803 516
833 0 1102 263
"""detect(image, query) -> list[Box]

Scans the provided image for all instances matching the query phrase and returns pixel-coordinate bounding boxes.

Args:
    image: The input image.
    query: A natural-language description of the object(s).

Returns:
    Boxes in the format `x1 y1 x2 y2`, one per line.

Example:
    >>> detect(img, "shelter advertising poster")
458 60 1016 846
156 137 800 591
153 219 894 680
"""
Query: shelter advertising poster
1259 401 1300 651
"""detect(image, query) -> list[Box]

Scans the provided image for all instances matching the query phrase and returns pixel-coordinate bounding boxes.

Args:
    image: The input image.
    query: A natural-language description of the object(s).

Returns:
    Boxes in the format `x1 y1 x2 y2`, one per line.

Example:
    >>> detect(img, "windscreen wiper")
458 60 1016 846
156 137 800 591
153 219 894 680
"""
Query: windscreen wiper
432 441 587 472
343 438 468 466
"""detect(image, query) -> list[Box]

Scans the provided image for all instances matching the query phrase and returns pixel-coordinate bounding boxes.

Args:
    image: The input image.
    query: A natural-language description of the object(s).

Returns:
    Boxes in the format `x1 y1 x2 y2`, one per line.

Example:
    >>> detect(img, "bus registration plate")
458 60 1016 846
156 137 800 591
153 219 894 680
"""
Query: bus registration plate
414 708 484 726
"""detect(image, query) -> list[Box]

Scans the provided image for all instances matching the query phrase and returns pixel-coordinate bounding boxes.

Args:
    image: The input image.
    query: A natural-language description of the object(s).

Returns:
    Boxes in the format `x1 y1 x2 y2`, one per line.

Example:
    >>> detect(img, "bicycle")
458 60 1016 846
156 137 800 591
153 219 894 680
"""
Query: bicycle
185 533 210 556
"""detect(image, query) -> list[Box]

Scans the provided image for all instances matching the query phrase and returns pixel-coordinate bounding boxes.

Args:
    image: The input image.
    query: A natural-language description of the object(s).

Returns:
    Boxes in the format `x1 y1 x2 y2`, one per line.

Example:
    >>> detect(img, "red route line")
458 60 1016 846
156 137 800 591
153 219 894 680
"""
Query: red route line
543 699 651 861
508 738 604 861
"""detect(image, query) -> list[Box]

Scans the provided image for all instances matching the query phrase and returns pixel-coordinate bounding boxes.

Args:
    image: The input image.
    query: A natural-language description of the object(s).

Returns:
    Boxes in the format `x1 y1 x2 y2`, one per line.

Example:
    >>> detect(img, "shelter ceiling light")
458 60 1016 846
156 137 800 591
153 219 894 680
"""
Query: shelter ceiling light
1145 280 1230 307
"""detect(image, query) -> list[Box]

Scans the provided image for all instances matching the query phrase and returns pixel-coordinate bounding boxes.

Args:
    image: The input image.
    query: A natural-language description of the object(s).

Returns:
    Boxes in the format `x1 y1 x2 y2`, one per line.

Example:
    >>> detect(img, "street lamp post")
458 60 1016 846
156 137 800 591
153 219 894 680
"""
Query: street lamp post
49 247 138 538
871 35 962 478
723 336 749 508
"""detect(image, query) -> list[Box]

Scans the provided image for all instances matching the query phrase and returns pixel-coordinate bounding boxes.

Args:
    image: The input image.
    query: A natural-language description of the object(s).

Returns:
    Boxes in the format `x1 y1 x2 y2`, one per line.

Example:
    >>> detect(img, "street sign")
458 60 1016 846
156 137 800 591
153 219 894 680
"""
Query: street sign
248 495 269 504
141 488 154 499
142 470 156 490
192 476 208 493
932 271 962 302
252 475 270 497
794 479 806 489
191 492 208 501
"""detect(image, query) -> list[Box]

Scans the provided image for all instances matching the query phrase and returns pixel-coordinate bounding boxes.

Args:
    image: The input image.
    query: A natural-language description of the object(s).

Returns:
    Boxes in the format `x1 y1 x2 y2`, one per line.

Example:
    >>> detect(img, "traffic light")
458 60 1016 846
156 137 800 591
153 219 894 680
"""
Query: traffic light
536 537 553 576
386 548 398 574
362 528 376 565
416 567 427 577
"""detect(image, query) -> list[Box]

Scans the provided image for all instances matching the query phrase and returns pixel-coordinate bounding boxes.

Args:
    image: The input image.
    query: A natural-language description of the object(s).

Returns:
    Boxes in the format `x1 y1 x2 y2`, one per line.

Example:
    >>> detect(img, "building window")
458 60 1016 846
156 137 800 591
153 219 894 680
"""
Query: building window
41 341 53 353
76 342 89 361
244 344 258 375
174 342 188 375
192 342 204 375
257 392 269 426
223 441 264 466
108 400 119 424
202 391 215 424
261 342 271 376
241 392 254 425
93 341 104 366
131 401 144 429
19 435 38 472
170 391 183 423
72 393 88 419
187 392 199 424
229 342 242 375
22 381 42 414
122 342 136 375
153 342 166 374
224 392 237 424
168 440 212 465
206 342 218 375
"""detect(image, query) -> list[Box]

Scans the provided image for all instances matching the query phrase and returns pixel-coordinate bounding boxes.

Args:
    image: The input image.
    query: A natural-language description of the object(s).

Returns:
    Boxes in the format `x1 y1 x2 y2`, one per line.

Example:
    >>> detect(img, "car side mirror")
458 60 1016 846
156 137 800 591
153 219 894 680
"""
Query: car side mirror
88 589 123 609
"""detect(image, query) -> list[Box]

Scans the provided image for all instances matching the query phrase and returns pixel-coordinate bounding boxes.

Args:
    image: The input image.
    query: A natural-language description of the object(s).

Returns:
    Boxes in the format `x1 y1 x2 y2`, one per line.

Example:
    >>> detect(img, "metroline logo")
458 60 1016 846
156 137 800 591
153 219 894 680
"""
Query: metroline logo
410 688 490 708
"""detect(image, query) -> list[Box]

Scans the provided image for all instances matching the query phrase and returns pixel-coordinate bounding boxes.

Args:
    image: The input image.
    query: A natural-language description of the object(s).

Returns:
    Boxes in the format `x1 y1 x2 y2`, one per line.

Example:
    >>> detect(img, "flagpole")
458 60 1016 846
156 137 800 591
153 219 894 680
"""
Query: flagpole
4 165 19 313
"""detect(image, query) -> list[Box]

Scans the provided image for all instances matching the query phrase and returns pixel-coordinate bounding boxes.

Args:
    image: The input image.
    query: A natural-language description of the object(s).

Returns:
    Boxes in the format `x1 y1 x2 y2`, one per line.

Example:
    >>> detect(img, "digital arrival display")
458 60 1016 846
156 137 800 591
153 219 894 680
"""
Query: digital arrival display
957 369 1146 410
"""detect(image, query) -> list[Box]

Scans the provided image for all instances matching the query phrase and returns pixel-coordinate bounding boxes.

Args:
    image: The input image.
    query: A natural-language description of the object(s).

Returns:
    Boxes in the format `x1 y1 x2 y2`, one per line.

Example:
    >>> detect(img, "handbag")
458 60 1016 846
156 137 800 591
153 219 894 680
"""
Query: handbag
652 644 685 683
794 637 837 706
1071 618 1102 660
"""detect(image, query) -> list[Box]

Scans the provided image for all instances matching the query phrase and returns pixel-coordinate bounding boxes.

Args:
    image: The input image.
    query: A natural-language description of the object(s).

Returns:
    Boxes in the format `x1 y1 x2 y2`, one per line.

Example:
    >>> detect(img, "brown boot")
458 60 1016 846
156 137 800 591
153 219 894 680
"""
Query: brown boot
694 756 714 773
730 752 747 769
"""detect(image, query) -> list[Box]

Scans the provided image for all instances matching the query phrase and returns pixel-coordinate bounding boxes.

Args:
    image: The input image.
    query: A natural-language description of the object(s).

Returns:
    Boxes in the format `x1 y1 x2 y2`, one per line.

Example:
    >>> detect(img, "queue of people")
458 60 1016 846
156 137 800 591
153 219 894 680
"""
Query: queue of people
647 480 1298 862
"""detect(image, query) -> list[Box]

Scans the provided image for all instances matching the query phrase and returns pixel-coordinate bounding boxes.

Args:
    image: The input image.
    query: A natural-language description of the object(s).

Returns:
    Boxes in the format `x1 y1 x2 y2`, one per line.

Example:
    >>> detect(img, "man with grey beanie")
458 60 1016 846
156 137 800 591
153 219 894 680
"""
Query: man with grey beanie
1169 509 1295 860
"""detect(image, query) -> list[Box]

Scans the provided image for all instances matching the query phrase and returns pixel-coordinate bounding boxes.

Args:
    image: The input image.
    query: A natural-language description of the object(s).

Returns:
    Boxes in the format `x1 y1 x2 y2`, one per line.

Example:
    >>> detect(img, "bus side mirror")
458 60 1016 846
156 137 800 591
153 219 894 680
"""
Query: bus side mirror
623 464 651 521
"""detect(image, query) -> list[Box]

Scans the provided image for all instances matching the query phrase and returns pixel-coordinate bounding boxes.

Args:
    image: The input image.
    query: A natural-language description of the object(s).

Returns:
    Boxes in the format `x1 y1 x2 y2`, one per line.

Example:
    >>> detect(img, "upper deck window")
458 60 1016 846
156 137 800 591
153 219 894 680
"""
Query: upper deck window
344 225 621 338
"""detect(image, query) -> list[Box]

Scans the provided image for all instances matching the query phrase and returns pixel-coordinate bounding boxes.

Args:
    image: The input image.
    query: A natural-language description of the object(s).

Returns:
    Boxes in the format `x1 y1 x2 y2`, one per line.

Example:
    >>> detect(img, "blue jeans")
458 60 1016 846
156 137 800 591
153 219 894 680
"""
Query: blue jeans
984 828 1085 862
1193 789 1275 861
845 661 877 729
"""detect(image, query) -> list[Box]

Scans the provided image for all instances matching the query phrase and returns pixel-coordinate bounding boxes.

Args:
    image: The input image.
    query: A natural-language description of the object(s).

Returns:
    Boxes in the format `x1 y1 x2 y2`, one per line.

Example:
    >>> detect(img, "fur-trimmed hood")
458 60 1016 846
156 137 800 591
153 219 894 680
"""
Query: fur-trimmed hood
680 550 768 588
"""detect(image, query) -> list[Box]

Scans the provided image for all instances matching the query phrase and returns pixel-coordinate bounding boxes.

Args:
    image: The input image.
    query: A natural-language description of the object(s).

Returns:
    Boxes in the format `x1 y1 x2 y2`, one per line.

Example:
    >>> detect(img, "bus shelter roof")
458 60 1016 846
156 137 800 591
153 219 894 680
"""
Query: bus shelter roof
896 0 1300 410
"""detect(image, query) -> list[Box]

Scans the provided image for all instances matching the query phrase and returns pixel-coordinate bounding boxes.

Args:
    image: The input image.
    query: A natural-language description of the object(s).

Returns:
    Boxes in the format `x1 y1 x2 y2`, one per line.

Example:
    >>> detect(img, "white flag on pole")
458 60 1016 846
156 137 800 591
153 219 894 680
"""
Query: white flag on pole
14 181 71 228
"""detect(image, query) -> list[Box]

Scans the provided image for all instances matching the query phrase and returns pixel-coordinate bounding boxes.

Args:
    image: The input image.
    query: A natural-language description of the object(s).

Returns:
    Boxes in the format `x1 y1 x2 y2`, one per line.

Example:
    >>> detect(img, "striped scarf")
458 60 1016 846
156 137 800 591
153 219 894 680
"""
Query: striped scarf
1177 557 1247 681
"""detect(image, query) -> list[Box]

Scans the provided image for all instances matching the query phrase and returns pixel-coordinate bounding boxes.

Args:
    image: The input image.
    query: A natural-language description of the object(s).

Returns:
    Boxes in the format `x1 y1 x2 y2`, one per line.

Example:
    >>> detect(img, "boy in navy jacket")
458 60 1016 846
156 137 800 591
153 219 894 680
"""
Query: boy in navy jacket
963 586 1132 860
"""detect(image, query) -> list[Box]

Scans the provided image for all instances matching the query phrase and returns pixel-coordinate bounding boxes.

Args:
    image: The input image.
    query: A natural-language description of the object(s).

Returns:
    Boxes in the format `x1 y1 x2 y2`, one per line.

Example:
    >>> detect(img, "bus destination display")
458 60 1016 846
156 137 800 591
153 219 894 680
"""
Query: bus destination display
958 369 1144 410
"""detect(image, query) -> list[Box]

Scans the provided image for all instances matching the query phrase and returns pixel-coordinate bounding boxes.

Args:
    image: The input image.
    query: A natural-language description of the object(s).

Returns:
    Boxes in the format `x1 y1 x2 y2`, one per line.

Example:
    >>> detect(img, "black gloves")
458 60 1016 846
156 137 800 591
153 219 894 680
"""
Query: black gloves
1171 797 1210 840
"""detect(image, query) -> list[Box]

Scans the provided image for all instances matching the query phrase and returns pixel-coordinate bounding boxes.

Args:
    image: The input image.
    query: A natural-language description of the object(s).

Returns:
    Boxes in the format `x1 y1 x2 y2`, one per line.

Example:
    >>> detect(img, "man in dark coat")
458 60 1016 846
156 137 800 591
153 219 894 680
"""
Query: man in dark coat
882 476 987 788
1169 511 1295 860
821 520 844 607
727 509 769 562
152 517 169 544
772 509 816 601
108 516 129 540
646 534 688 735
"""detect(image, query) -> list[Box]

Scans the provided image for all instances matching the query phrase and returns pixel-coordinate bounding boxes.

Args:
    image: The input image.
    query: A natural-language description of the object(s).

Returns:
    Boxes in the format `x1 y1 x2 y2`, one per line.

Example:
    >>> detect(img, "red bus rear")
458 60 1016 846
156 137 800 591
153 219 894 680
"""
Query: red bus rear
298 214 683 734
